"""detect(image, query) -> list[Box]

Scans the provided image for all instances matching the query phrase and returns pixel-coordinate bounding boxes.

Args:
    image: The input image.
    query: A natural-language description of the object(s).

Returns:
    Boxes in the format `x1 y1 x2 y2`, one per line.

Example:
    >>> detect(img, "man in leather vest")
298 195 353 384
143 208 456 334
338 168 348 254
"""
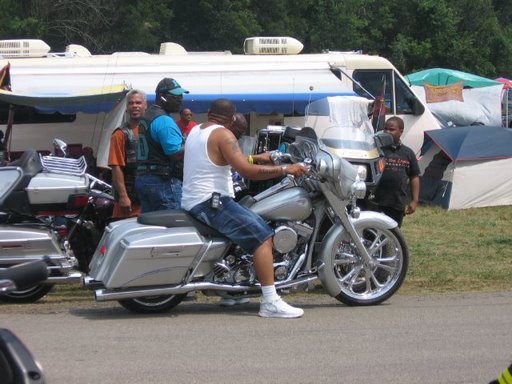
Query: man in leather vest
135 78 188 212
108 89 147 218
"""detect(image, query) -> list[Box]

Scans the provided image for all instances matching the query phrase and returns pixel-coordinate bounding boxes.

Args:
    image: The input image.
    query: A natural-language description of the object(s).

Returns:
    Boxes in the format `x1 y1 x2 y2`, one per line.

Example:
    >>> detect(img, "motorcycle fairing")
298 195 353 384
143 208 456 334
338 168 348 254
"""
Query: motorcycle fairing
0 167 22 206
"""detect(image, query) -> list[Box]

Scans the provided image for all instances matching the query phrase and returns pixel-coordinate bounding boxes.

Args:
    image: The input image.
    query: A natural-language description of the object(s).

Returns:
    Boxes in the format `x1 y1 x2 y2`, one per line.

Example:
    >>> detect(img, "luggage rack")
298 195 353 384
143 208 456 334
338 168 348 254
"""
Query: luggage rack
39 154 87 176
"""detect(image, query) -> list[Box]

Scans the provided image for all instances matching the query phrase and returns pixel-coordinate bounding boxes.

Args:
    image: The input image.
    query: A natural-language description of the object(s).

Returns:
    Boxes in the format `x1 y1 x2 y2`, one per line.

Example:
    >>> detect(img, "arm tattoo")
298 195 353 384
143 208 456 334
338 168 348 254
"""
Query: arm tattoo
257 167 280 176
226 138 241 154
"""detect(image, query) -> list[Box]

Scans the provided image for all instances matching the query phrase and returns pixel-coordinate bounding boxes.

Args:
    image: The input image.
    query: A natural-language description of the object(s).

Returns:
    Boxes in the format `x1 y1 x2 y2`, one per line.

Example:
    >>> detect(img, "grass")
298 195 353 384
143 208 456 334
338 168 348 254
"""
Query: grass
399 204 512 294
48 204 512 301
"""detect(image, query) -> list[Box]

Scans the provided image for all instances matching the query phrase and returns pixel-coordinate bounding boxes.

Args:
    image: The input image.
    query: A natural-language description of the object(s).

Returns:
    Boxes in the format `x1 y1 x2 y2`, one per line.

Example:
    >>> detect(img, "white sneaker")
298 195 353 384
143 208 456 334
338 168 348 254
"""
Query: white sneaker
219 297 251 307
258 297 304 318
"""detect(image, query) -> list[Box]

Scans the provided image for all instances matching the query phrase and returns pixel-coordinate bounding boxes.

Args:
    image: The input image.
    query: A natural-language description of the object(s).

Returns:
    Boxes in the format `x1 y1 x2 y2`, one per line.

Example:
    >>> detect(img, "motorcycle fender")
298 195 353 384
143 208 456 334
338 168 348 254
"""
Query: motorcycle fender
88 219 227 289
317 211 397 297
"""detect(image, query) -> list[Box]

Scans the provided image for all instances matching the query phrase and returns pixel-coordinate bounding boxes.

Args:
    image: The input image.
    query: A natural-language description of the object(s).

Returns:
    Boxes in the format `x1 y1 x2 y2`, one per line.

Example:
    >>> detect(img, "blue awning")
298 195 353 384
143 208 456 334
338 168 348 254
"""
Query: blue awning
0 85 129 114
149 91 358 114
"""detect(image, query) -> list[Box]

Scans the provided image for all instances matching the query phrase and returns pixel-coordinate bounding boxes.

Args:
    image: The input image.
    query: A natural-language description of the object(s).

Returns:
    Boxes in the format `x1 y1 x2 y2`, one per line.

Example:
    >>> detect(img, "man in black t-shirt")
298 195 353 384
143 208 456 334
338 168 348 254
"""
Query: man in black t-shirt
372 116 420 227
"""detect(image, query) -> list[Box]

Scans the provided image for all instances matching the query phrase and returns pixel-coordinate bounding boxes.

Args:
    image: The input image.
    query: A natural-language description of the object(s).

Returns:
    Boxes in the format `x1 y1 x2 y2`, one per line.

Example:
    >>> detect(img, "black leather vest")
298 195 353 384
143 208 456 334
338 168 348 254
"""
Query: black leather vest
113 122 139 204
137 105 183 179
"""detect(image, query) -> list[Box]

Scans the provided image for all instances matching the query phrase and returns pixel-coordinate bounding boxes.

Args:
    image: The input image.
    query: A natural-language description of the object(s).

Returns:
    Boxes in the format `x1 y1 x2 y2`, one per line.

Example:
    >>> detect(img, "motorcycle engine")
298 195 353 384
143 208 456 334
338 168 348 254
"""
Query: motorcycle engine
212 220 314 284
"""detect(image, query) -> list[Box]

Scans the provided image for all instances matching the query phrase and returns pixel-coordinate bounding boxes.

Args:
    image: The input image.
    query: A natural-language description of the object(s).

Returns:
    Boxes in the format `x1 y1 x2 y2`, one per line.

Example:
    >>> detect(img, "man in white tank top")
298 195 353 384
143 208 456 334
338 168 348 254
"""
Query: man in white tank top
182 99 309 318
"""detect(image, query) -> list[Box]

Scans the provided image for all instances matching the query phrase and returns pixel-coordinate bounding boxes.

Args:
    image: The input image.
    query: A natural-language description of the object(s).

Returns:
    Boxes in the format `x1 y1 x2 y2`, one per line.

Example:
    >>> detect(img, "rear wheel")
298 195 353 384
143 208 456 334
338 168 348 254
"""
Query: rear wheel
324 224 408 306
118 294 186 314
0 283 54 303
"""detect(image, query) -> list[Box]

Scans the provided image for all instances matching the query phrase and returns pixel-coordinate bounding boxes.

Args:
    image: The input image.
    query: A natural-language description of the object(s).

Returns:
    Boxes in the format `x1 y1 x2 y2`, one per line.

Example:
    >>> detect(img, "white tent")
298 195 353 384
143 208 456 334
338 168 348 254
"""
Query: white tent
419 126 512 210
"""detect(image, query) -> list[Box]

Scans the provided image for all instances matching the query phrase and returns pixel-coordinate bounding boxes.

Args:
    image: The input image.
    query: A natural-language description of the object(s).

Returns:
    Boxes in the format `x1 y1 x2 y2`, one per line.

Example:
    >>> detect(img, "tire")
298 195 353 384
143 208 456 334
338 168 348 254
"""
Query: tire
118 294 186 314
0 283 54 303
324 224 408 306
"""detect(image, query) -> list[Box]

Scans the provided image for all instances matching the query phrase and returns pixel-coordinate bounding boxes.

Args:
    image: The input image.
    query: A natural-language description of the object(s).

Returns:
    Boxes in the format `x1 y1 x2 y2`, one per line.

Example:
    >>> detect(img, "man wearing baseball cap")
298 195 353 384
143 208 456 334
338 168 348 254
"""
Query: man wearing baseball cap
135 77 189 212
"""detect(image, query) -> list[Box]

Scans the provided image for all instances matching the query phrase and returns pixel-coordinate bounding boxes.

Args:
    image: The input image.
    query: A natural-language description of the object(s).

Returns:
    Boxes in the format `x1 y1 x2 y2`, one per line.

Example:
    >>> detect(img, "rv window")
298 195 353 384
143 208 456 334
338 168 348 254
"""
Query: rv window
352 70 423 115
395 75 423 115
0 102 76 125
352 70 393 111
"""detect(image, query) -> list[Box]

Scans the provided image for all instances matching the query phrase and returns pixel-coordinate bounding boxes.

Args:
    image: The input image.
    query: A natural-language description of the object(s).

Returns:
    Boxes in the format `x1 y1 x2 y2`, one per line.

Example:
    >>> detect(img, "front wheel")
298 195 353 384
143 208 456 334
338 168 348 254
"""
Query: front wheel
118 294 186 314
321 224 409 306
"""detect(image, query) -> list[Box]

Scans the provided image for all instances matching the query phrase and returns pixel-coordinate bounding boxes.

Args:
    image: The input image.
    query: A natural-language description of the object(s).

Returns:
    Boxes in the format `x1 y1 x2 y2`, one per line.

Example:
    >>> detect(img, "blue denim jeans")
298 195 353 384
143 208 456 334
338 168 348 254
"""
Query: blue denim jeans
135 174 182 213
188 196 273 254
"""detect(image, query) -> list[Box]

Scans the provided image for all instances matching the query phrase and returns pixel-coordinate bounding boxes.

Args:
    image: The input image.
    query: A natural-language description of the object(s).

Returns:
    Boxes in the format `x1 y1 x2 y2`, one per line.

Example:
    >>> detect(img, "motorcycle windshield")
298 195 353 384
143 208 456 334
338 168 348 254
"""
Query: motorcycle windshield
0 167 23 205
304 96 379 159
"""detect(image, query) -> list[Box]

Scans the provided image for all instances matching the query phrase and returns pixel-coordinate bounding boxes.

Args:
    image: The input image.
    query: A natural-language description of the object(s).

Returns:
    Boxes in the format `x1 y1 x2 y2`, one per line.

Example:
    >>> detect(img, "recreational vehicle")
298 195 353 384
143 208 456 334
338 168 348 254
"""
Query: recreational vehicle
0 37 440 166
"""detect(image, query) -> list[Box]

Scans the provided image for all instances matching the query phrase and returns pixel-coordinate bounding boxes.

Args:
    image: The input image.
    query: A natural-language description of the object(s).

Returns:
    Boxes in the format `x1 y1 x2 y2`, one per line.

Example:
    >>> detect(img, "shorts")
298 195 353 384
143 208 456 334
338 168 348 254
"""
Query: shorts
188 196 273 254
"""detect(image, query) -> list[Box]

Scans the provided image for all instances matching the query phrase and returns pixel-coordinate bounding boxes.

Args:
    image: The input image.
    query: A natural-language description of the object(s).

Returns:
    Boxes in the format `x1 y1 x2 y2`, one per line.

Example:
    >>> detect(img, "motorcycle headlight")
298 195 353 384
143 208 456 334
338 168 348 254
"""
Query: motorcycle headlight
351 180 366 199
354 165 368 181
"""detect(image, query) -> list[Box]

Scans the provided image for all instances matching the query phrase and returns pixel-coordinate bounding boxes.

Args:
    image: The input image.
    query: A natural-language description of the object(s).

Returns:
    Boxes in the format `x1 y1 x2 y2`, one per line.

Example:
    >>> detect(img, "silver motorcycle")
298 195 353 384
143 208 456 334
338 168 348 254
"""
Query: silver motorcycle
0 139 113 303
84 128 408 313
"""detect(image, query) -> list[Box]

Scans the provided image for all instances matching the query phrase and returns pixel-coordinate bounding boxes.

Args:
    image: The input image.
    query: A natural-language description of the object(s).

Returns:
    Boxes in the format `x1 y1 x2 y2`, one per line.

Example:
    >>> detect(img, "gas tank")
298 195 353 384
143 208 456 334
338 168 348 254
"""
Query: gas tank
251 187 312 221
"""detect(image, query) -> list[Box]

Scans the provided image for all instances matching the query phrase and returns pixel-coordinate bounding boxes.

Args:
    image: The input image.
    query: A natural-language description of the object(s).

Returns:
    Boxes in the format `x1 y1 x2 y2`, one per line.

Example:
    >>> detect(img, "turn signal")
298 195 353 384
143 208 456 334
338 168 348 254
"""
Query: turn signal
377 158 386 174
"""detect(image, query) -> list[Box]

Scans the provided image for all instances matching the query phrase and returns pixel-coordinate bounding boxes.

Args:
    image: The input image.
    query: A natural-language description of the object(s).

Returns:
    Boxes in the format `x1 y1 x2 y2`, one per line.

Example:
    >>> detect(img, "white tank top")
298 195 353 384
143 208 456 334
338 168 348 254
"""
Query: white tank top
181 123 234 210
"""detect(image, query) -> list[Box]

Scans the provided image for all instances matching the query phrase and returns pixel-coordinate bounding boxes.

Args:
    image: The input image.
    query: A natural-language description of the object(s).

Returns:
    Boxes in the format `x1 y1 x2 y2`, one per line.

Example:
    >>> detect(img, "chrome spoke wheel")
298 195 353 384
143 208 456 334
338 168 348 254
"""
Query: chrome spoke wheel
322 223 408 306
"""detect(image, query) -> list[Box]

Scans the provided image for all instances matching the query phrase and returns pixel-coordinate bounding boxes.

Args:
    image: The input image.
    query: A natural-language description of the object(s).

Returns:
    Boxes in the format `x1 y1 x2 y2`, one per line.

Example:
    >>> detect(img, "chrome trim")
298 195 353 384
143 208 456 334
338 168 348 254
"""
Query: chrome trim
93 274 318 302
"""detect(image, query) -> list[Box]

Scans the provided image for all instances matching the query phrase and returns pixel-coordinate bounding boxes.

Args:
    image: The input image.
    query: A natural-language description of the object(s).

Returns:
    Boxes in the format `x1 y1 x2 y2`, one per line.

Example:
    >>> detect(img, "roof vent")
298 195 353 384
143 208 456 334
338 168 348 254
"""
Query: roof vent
66 44 92 57
243 37 303 55
0 39 51 58
159 42 187 56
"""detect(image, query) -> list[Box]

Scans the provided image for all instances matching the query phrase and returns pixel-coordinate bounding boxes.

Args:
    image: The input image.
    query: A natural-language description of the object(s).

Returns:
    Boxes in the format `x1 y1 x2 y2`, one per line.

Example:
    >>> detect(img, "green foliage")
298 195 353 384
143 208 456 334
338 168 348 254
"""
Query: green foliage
0 0 511 77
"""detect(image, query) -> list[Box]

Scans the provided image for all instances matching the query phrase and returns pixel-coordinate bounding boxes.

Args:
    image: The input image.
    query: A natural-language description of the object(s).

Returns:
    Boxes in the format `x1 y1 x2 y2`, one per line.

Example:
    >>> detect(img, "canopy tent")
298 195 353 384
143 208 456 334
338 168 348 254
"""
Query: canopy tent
0 85 129 167
0 84 129 114
495 77 512 89
406 68 503 127
406 68 501 88
419 126 512 210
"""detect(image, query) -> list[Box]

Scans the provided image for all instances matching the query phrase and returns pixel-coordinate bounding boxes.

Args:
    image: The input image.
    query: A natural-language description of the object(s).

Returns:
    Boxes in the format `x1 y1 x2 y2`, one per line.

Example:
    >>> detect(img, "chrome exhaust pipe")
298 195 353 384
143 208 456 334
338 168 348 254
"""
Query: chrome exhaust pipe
93 274 317 302
46 271 83 284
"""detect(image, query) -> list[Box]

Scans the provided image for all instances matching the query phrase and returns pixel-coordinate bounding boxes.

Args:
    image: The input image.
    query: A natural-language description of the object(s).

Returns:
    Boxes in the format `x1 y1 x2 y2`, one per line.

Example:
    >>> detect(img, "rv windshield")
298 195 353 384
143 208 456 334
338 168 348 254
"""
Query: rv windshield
304 96 376 157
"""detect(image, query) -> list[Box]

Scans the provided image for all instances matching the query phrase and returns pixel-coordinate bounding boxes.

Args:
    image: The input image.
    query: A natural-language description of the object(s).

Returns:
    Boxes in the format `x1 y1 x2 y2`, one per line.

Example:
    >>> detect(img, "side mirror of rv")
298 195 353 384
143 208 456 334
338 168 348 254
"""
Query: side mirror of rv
374 131 394 149
411 97 425 115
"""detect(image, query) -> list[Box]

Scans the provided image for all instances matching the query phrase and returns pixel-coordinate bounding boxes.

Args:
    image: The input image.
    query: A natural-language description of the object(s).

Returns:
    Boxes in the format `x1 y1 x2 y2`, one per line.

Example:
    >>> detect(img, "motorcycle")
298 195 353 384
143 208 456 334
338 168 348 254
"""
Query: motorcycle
0 139 114 303
0 260 49 383
83 127 408 314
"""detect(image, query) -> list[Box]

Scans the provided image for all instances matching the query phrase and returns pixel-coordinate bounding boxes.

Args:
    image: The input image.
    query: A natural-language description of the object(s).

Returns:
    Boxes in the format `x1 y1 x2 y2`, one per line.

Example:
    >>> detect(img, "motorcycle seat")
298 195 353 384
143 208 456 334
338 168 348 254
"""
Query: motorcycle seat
137 209 222 237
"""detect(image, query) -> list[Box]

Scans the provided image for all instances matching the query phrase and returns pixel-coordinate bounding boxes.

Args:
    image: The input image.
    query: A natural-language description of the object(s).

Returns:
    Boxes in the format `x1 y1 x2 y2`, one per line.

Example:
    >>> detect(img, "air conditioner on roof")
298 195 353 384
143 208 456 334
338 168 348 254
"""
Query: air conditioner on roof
243 37 304 55
0 39 51 58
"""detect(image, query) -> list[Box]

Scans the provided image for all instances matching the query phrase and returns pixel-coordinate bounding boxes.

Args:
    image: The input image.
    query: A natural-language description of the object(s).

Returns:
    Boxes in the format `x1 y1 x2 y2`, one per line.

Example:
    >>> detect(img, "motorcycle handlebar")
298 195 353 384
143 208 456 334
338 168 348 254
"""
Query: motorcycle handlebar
0 260 49 291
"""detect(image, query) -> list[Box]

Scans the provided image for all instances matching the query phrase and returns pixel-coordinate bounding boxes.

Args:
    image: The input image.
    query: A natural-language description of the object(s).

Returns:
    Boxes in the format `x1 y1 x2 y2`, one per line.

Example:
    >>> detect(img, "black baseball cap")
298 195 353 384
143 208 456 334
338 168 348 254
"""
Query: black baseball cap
155 78 189 96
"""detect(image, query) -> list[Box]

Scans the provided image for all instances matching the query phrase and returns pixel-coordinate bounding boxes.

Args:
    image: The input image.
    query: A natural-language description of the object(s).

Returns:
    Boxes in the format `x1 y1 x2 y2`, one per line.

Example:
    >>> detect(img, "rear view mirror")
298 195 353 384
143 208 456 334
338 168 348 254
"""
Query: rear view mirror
0 328 46 384
374 131 394 149
53 138 67 157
